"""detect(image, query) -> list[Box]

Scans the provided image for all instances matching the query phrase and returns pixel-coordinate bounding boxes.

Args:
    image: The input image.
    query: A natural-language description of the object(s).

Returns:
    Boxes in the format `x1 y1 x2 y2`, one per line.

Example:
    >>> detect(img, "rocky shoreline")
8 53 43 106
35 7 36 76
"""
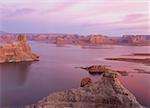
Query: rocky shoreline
105 58 150 66
132 53 150 56
25 71 145 108
0 34 39 63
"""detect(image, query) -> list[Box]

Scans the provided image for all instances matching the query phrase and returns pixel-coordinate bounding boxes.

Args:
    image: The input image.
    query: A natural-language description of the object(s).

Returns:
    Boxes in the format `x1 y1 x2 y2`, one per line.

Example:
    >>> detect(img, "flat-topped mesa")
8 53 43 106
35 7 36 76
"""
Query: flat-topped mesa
0 34 39 63
56 37 65 46
25 72 144 108
89 35 114 45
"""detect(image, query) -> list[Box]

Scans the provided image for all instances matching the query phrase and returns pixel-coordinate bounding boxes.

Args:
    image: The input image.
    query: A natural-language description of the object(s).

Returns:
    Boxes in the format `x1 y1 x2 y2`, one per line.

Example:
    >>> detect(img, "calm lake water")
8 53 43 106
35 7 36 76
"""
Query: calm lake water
0 41 150 107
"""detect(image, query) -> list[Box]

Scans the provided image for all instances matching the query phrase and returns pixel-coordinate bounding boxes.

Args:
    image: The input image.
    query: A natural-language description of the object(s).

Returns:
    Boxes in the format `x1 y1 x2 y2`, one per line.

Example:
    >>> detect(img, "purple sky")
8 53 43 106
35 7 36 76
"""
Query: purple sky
0 0 149 36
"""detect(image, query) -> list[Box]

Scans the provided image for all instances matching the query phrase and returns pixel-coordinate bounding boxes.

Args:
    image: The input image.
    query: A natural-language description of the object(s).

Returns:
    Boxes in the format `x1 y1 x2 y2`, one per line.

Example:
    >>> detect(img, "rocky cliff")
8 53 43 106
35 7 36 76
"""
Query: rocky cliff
0 34 39 63
25 72 144 108
89 35 114 45
120 35 150 45
56 37 65 46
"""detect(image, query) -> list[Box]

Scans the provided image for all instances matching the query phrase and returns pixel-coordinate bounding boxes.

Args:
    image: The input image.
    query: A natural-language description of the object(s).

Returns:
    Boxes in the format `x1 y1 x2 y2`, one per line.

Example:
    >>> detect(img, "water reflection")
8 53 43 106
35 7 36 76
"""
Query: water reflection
0 42 150 107
0 62 32 87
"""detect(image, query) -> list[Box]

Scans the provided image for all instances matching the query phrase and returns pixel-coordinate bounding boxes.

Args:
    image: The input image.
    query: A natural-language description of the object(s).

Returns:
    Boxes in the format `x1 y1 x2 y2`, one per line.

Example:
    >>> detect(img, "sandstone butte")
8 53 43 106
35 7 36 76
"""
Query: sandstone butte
25 72 144 108
89 35 114 45
56 37 65 46
0 34 39 63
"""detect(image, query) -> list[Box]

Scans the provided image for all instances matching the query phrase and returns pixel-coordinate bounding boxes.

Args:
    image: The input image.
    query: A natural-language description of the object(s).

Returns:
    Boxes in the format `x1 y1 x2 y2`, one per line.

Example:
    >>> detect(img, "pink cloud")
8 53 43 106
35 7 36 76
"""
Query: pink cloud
81 13 149 26
122 14 149 23
1 8 36 17
1 0 149 35
46 0 82 13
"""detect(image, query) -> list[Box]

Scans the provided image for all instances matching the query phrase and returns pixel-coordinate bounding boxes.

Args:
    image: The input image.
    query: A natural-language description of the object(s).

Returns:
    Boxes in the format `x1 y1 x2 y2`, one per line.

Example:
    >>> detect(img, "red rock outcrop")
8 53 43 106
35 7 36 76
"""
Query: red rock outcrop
80 77 92 87
89 35 114 45
25 72 144 108
0 34 39 63
120 35 150 45
56 37 65 46
90 35 105 44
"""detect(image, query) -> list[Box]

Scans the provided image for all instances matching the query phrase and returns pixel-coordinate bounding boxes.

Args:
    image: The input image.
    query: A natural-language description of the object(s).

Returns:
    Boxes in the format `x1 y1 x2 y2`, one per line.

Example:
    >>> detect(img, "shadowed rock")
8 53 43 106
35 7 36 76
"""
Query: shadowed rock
0 33 39 63
80 65 110 74
80 77 92 87
79 65 130 76
25 72 144 108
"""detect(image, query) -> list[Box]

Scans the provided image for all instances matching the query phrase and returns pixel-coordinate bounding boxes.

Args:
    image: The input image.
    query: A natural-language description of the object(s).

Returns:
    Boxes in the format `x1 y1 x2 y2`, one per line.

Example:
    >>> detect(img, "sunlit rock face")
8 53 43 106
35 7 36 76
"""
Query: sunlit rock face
89 35 114 45
0 34 39 63
56 37 65 46
25 72 144 108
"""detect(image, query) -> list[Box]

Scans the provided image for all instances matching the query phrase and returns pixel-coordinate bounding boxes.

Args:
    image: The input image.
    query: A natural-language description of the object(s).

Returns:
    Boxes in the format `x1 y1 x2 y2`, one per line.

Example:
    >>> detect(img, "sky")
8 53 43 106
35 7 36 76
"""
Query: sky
0 0 150 36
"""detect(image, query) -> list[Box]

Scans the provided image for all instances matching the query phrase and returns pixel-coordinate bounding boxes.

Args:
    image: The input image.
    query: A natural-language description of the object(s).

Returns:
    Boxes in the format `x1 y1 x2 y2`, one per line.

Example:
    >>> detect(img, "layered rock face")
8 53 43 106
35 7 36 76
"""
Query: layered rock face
25 72 144 108
89 35 114 45
1 32 149 46
90 35 105 44
0 34 39 63
56 37 65 46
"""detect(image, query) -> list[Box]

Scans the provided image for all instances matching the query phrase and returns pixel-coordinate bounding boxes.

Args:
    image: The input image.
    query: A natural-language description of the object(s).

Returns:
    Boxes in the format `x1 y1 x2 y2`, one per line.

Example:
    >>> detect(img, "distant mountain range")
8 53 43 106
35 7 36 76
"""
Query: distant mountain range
0 31 149 46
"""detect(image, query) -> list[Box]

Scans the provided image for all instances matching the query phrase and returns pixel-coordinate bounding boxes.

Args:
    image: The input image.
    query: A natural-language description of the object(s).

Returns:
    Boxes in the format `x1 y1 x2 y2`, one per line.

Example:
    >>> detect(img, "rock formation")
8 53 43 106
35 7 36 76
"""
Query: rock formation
25 72 144 108
80 65 110 74
90 35 105 44
105 58 150 66
120 35 150 45
0 34 39 63
89 35 114 45
0 32 149 46
56 37 65 46
80 77 92 87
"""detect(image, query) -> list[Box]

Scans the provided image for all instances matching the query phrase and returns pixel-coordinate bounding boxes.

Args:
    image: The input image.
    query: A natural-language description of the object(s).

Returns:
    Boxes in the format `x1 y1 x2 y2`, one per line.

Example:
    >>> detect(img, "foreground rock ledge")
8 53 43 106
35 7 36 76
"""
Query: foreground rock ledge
0 34 39 63
25 72 144 108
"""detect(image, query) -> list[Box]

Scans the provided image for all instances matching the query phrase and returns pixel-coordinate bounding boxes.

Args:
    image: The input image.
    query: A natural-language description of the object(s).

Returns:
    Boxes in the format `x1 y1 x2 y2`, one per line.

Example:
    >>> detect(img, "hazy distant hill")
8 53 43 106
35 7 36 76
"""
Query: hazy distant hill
0 31 149 46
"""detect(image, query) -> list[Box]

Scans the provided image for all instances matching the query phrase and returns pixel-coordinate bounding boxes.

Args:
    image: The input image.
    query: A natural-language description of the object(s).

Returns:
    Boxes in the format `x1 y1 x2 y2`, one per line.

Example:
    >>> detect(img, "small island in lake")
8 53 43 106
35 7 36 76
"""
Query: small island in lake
105 53 150 66
0 34 39 63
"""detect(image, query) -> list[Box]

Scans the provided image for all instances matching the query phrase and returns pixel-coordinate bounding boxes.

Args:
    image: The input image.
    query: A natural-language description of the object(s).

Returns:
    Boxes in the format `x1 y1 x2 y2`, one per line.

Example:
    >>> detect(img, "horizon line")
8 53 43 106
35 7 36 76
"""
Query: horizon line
1 30 150 37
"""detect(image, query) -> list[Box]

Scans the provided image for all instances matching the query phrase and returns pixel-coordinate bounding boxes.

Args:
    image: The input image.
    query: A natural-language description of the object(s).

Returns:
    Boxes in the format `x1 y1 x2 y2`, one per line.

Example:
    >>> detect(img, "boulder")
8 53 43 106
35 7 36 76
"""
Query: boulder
80 65 110 74
80 77 92 87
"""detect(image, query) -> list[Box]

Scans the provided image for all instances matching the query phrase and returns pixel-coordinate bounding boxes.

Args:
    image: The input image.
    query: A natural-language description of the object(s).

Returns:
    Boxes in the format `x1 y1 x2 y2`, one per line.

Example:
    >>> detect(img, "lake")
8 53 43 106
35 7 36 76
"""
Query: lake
0 41 150 107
